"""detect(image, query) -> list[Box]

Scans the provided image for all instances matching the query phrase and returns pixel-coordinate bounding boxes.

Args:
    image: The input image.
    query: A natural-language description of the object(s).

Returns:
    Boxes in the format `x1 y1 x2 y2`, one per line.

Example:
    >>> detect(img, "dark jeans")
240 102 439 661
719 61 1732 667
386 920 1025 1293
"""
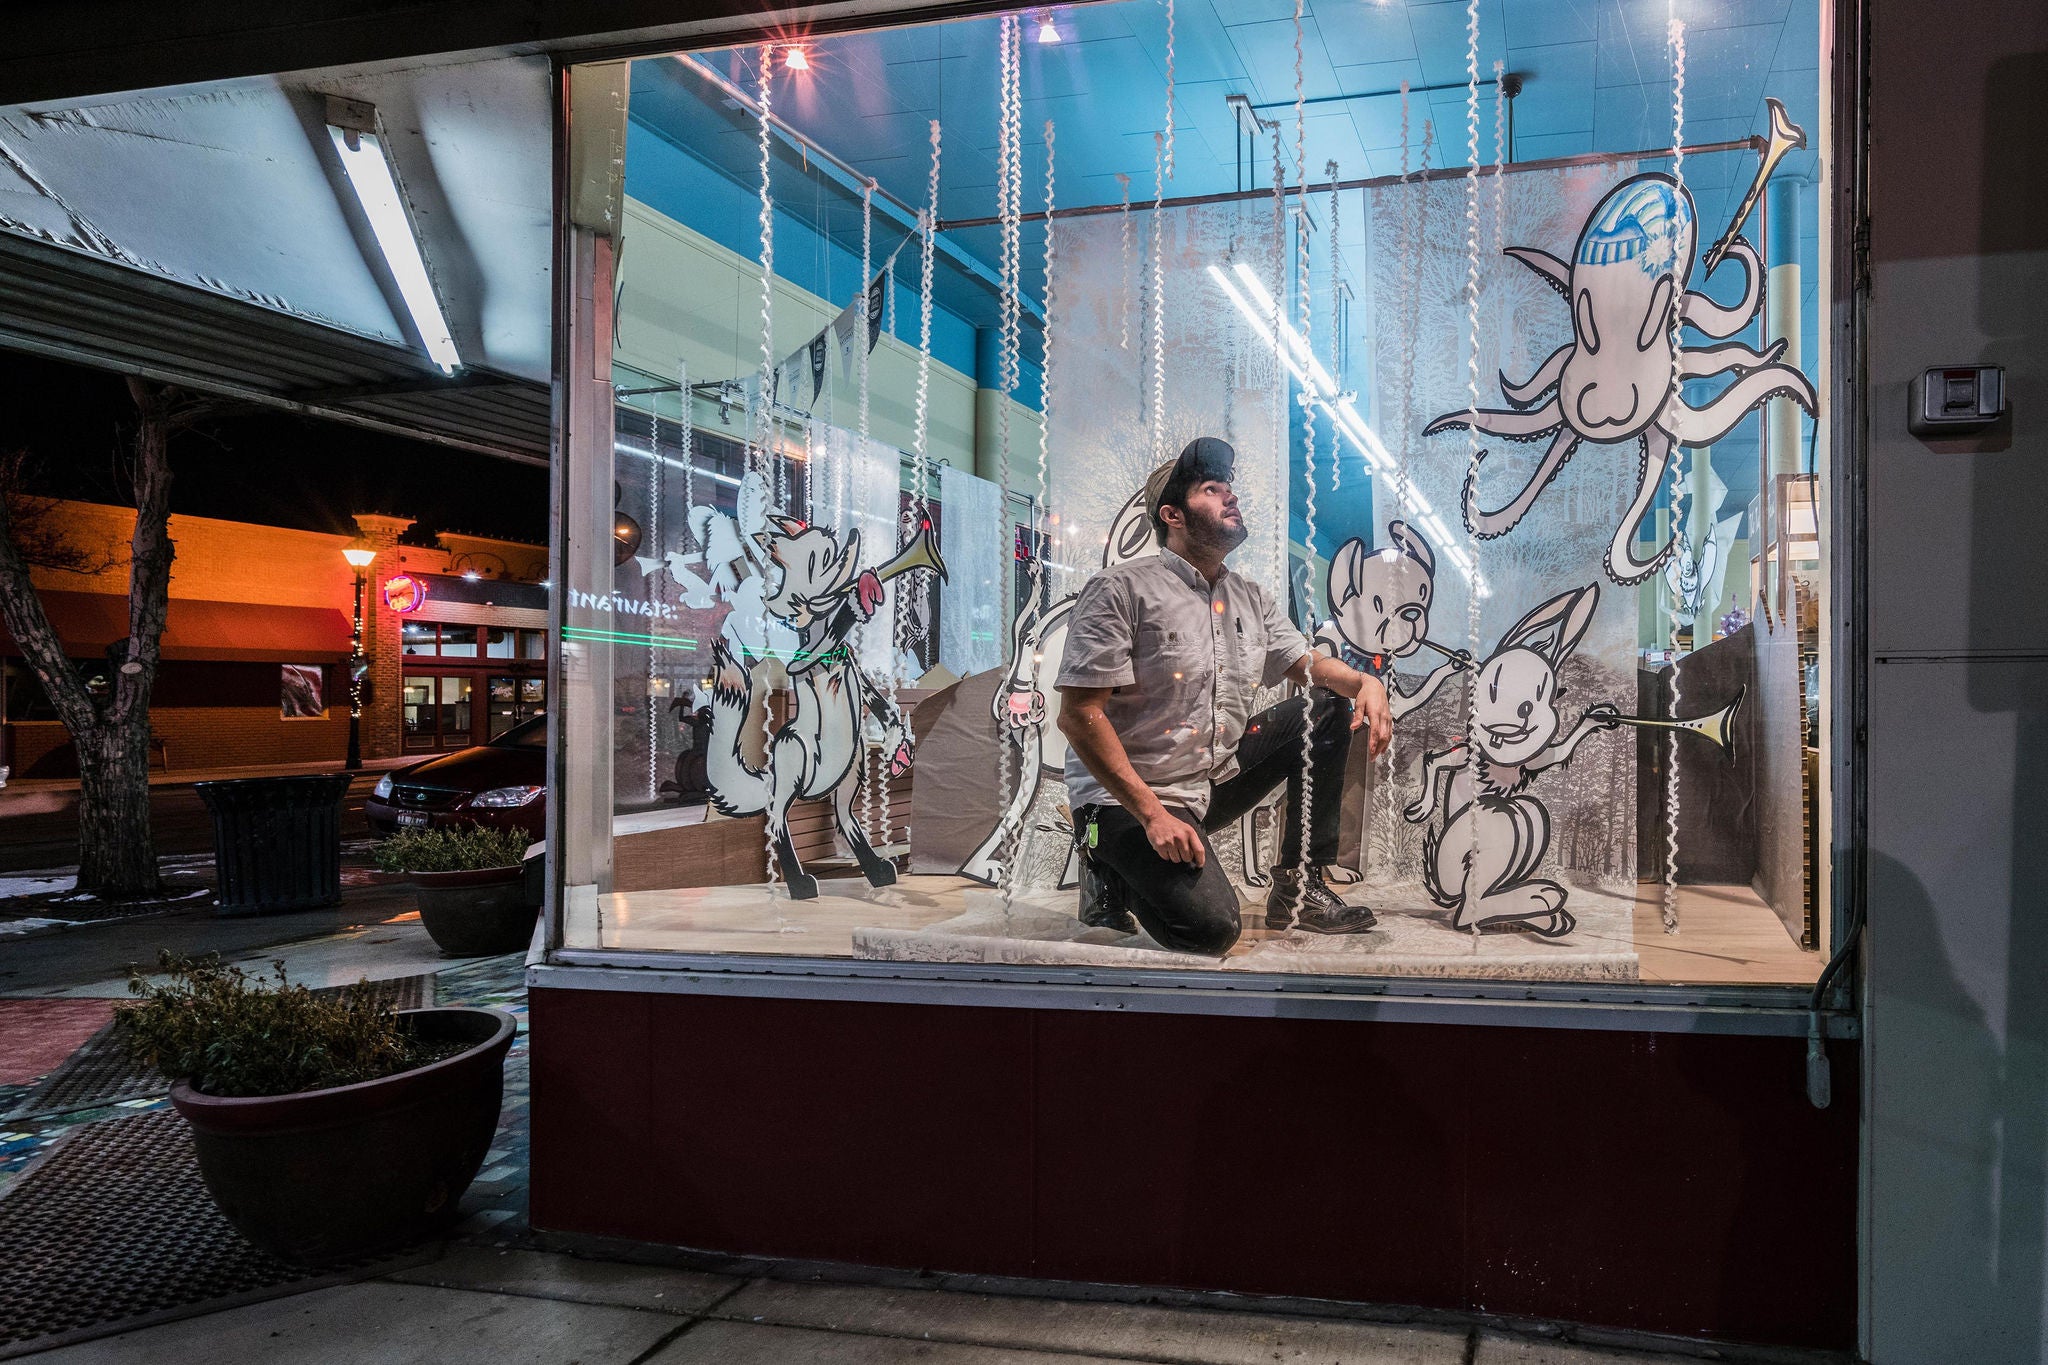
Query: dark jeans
1080 688 1352 955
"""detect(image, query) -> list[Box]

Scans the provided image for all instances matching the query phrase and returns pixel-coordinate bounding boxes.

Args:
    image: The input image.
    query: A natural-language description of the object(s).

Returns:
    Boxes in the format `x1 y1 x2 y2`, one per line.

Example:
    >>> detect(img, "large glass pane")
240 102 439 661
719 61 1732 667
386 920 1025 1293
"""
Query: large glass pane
488 676 518 738
485 627 517 659
438 675 473 747
400 619 437 657
402 675 437 750
561 0 1835 990
439 626 480 659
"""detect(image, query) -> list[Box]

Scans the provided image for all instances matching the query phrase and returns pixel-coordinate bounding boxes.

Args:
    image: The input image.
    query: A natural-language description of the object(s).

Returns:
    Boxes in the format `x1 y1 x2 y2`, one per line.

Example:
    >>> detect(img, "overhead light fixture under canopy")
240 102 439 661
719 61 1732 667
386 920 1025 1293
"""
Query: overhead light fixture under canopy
1036 12 1061 43
783 45 811 71
323 96 461 376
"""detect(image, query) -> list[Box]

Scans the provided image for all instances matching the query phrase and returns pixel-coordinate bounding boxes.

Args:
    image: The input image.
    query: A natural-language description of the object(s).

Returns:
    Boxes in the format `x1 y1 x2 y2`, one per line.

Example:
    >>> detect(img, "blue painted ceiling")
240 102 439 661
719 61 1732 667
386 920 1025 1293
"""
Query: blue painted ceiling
633 0 1824 541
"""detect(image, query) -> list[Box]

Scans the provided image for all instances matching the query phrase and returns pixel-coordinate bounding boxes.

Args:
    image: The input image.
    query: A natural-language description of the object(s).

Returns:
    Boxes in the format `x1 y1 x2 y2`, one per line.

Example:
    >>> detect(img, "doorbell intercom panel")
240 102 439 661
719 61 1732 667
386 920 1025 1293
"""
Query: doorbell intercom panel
1910 365 2006 436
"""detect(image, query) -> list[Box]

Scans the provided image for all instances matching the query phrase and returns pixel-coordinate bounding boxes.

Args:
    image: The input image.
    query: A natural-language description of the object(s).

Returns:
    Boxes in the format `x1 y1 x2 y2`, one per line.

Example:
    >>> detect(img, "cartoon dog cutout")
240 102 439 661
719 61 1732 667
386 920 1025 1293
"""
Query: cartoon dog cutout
706 513 943 900
1402 584 1619 937
1316 520 1472 723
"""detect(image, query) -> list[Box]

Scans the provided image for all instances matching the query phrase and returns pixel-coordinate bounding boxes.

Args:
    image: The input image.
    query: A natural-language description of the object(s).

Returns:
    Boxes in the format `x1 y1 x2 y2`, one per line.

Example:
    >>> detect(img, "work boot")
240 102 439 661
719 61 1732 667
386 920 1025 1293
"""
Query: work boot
1078 854 1138 934
1264 865 1377 933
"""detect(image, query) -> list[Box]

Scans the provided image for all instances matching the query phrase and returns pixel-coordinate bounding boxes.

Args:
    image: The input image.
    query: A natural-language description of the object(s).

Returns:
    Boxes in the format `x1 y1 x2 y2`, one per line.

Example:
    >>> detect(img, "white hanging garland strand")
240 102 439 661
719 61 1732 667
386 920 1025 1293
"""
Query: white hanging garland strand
1268 118 1288 623
1326 160 1341 494
995 16 1023 901
1663 11 1689 934
1286 0 1316 918
1117 173 1134 351
753 43 779 888
1461 0 1485 935
679 357 695 537
1163 0 1178 179
914 121 940 530
1375 87 1419 871
1036 119 1058 608
648 400 665 804
1149 132 1167 465
888 119 942 854
1296 206 1319 903
857 179 880 845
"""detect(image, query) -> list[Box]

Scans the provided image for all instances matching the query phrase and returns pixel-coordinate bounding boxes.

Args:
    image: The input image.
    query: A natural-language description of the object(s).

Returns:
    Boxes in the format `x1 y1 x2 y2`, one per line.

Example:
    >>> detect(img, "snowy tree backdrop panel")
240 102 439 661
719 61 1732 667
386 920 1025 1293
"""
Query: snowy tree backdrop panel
1042 200 1288 603
1362 162 1642 898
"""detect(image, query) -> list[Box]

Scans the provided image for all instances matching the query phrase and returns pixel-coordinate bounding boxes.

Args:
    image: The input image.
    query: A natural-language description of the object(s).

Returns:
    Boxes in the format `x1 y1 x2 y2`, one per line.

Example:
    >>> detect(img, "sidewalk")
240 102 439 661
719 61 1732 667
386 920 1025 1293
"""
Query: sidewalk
23 1248 1752 1364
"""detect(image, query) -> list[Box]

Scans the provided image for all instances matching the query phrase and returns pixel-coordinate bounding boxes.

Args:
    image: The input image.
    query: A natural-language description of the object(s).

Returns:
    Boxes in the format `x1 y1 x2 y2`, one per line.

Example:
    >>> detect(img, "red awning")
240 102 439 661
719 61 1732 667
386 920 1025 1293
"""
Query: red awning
0 590 352 663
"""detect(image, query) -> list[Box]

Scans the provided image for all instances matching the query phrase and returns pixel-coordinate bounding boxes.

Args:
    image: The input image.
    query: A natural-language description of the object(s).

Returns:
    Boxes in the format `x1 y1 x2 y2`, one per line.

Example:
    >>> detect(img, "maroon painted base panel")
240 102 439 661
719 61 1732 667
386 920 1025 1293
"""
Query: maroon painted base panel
528 988 1857 1351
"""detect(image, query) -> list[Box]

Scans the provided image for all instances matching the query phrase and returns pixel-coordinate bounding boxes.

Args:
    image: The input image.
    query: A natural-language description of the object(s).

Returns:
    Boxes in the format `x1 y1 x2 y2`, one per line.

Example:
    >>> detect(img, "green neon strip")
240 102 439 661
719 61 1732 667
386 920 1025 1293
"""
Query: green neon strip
563 626 702 651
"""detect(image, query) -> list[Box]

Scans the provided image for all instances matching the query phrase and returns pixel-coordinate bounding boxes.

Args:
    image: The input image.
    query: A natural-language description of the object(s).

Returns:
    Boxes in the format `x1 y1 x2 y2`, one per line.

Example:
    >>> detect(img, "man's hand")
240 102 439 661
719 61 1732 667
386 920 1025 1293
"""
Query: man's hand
1303 654 1394 759
1351 674 1393 759
1144 809 1206 867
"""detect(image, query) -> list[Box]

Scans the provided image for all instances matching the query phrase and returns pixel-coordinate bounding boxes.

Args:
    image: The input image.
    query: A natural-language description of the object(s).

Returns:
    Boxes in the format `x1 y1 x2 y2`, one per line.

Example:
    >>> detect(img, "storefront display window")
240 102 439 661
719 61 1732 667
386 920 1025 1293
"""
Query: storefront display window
553 0 1840 1001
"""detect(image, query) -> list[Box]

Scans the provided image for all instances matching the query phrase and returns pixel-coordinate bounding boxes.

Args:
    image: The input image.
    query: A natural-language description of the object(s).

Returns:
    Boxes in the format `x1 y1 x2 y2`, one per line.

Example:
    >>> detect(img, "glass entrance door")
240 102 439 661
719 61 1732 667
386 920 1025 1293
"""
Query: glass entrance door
403 673 478 751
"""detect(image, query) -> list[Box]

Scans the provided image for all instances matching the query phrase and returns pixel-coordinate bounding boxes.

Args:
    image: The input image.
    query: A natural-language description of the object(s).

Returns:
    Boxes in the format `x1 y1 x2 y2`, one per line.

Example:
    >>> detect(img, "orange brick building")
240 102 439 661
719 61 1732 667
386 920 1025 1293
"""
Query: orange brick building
0 503 546 778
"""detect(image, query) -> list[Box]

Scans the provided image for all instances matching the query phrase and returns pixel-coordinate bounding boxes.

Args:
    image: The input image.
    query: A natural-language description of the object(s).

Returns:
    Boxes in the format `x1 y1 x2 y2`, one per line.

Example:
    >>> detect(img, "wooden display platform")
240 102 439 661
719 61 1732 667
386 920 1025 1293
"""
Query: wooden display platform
584 874 1821 986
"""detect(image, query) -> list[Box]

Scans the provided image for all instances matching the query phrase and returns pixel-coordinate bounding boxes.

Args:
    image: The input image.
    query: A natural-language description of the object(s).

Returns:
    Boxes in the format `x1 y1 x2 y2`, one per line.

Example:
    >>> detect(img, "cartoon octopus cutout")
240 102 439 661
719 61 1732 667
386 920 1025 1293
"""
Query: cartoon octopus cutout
1426 100 1817 585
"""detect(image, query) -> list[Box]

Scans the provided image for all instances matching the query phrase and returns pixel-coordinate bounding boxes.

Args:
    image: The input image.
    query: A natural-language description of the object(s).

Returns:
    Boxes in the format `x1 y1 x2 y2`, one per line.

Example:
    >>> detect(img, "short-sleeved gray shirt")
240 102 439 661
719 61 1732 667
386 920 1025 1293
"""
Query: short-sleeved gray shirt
1056 547 1310 819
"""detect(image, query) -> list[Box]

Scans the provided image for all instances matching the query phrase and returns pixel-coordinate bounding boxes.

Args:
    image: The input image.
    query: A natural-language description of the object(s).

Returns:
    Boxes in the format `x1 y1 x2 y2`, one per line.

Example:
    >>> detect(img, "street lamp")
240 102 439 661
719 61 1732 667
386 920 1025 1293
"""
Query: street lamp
342 535 377 771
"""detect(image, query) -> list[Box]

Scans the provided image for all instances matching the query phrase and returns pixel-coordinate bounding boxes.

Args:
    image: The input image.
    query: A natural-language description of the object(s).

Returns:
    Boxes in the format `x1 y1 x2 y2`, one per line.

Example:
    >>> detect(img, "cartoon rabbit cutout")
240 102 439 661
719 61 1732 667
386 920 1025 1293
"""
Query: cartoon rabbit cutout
1403 583 1619 937
1318 520 1471 723
960 489 1156 887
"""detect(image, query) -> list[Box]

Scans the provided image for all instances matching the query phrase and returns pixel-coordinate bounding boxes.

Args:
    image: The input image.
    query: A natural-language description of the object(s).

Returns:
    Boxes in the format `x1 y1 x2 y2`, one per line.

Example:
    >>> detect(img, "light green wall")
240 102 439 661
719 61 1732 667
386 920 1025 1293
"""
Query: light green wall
613 196 1040 489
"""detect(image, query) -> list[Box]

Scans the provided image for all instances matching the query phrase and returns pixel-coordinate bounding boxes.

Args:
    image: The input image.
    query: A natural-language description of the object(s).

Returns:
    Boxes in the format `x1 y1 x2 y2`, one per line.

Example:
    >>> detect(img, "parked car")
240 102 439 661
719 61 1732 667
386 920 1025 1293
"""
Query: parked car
366 716 546 839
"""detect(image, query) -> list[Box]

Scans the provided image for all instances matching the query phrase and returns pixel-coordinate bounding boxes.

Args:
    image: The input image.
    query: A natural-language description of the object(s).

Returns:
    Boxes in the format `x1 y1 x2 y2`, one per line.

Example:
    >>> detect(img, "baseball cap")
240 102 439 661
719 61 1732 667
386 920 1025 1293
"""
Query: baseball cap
1143 437 1237 528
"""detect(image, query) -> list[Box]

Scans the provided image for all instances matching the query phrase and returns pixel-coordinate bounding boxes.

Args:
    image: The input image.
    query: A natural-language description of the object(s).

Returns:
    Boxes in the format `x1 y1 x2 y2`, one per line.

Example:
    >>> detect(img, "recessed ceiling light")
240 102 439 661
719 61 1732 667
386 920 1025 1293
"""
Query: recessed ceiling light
1036 13 1061 43
783 45 811 71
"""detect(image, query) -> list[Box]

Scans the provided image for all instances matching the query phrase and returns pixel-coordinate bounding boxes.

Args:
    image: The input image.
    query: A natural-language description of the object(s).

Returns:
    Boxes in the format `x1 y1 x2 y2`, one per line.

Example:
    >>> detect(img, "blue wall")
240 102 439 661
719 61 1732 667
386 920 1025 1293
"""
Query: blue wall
626 115 1043 410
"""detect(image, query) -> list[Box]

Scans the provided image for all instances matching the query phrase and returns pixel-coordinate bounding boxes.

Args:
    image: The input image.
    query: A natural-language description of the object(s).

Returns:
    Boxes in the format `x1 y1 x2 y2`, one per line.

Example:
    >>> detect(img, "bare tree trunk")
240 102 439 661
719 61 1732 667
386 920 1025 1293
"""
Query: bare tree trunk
75 719 158 892
0 378 189 899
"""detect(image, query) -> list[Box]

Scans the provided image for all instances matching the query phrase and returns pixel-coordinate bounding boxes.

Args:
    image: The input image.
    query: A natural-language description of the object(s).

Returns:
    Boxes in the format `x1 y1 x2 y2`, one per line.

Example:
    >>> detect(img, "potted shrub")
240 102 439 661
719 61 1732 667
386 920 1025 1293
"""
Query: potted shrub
120 955 516 1266
374 824 537 957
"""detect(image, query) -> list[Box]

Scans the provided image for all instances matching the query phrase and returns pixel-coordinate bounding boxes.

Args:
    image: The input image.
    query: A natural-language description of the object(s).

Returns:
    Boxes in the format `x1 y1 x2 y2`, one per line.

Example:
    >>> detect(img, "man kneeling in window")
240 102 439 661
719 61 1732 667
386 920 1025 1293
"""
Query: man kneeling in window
1057 437 1394 954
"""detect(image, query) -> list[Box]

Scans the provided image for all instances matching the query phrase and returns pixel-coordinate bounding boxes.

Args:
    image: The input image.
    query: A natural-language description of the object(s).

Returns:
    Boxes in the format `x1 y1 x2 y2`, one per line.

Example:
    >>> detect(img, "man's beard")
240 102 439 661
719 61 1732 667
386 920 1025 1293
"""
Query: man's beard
1183 502 1249 556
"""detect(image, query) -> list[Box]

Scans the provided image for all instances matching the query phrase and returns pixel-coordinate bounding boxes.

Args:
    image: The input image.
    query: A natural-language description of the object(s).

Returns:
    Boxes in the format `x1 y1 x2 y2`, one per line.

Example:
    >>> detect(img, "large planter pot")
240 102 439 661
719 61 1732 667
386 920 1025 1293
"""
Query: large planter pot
410 865 537 957
170 1006 516 1266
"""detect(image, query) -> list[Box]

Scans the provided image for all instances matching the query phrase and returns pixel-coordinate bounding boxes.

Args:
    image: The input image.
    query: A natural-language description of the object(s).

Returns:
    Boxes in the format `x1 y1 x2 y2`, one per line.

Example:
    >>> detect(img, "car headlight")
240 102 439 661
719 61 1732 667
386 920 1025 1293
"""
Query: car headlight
470 785 544 809
373 774 394 799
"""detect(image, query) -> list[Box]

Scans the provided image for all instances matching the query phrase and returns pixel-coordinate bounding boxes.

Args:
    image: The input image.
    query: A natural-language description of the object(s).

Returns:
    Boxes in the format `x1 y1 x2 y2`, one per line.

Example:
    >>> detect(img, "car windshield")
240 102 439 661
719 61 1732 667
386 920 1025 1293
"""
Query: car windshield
494 716 547 749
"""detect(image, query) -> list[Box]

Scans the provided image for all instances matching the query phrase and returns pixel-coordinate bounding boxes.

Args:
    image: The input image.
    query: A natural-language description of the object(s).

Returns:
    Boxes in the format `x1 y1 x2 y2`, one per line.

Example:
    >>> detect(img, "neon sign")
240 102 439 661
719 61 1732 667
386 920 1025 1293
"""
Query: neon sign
382 574 428 614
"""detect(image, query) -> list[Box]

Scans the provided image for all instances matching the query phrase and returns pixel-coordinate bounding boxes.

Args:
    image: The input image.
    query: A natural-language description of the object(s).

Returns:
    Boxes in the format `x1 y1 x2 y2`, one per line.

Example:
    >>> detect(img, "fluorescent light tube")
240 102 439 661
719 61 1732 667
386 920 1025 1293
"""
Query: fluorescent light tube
614 440 743 487
326 110 460 375
1209 262 1489 597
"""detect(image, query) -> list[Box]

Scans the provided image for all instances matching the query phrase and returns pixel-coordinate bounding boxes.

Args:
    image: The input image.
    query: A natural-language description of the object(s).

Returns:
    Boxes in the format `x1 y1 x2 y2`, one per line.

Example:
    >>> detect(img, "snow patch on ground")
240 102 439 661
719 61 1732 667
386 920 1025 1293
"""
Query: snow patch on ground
0 875 75 899
0 918 68 936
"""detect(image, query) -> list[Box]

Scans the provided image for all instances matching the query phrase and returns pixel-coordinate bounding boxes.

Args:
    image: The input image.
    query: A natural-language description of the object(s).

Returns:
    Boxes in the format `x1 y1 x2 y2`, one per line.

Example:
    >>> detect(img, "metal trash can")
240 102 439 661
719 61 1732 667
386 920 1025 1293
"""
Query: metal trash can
194 774 354 915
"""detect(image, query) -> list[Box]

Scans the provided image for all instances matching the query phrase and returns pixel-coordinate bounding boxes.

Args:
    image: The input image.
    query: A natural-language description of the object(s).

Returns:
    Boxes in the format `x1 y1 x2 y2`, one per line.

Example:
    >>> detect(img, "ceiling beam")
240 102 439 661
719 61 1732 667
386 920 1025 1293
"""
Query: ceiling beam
940 137 1765 231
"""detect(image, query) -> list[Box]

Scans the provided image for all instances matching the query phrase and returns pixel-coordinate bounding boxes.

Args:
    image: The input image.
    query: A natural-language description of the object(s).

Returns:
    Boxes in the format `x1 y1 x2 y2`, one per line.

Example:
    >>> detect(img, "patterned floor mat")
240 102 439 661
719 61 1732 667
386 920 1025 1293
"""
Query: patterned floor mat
0 1108 423 1359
